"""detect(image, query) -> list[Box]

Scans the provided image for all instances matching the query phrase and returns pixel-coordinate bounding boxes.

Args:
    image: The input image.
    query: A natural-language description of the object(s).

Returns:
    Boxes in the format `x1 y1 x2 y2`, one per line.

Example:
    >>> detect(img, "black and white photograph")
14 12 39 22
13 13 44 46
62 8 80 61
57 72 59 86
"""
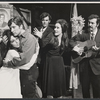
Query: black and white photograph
0 4 13 36
0 2 100 99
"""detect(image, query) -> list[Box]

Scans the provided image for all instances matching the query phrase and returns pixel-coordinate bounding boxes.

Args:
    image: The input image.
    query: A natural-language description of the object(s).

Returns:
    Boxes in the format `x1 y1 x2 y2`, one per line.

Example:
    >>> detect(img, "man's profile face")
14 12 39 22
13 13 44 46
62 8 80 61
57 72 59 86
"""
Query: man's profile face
10 22 22 36
88 18 98 32
41 16 50 28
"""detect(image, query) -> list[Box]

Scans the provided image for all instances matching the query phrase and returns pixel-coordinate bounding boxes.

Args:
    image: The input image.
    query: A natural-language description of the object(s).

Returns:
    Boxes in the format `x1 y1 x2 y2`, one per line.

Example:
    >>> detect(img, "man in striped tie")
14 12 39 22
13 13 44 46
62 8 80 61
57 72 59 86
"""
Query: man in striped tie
70 14 100 98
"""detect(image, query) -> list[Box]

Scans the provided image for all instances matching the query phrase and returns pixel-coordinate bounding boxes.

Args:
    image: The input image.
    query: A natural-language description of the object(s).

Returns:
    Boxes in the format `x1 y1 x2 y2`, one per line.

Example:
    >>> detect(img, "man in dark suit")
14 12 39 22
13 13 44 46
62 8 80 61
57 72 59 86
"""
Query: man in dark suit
70 14 100 98
33 12 53 96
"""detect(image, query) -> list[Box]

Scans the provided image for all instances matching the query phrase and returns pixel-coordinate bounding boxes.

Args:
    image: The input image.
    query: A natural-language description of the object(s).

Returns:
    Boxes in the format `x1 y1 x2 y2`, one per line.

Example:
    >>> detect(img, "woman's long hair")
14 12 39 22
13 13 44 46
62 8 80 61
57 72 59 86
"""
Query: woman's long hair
9 43 22 53
56 19 69 53
2 30 22 52
1 29 13 60
2 29 13 50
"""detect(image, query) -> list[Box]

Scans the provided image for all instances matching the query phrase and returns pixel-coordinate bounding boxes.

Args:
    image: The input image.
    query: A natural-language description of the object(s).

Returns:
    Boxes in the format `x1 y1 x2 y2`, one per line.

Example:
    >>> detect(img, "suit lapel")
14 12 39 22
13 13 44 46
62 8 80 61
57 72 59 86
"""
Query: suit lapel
42 27 51 39
95 29 100 47
95 29 100 40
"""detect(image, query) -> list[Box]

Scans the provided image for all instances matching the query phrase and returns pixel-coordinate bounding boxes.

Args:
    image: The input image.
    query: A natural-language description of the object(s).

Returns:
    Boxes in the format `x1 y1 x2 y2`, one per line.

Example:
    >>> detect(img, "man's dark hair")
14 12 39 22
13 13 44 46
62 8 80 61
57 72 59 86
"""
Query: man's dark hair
8 16 25 29
88 14 100 25
40 12 52 20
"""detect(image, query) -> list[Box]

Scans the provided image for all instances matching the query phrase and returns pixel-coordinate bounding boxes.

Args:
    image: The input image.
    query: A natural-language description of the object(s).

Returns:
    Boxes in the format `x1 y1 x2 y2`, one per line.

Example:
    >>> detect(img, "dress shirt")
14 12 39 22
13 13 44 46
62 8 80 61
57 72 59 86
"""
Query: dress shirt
40 27 47 33
90 28 98 40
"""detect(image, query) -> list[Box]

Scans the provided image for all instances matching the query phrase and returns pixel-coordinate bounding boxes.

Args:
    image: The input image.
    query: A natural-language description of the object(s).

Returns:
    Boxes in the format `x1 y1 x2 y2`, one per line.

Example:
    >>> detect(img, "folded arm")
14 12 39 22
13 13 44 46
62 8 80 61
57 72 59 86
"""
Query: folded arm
18 42 39 70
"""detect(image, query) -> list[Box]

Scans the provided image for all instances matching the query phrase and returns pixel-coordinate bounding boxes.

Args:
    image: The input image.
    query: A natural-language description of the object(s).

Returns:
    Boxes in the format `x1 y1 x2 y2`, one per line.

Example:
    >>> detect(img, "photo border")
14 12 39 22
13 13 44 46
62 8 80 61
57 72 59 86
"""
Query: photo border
0 1 100 100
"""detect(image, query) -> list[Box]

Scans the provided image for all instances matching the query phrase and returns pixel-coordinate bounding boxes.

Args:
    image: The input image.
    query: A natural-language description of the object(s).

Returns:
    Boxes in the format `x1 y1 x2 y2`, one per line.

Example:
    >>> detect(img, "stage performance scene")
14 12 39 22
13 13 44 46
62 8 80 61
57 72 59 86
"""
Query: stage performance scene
0 2 100 98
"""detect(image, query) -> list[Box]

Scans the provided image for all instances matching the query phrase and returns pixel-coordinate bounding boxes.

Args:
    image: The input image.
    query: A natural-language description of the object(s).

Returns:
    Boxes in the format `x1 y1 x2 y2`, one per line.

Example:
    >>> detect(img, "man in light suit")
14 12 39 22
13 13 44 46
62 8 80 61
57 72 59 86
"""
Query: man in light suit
33 12 53 97
70 14 100 98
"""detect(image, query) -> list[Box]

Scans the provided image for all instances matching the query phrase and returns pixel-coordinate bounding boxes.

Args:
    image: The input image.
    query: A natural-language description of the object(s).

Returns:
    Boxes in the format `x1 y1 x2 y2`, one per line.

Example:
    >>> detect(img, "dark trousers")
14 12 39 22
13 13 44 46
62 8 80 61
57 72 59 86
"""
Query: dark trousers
79 59 91 98
80 59 100 98
20 64 39 98
90 68 100 98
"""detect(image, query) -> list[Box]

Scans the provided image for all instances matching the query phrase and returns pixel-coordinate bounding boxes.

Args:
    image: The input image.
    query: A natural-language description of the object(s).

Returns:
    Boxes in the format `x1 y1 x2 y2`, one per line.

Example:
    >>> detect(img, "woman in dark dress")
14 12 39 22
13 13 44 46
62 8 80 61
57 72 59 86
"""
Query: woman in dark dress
42 19 69 98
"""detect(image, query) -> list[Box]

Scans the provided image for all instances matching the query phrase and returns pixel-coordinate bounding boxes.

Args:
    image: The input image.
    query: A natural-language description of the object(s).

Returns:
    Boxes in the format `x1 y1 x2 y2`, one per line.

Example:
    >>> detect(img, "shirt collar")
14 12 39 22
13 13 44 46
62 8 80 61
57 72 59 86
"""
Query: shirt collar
41 27 47 32
90 28 98 36
19 29 29 38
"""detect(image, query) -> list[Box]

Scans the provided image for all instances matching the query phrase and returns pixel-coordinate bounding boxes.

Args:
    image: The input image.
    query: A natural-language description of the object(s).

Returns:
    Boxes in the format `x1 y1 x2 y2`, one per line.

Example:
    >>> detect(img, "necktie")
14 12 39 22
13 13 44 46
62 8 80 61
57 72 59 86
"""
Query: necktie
40 28 44 33
91 33 94 40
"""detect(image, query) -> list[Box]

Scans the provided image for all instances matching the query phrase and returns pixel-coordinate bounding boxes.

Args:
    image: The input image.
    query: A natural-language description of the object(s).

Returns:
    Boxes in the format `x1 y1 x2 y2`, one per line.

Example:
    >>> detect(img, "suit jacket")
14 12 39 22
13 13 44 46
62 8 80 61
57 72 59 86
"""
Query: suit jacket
69 29 100 75
37 26 54 64
89 29 100 75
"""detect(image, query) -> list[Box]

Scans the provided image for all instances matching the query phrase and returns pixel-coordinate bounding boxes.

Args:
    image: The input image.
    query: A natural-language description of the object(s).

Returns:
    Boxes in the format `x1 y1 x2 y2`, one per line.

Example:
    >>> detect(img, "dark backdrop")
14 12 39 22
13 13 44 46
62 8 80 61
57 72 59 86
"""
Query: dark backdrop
12 3 100 28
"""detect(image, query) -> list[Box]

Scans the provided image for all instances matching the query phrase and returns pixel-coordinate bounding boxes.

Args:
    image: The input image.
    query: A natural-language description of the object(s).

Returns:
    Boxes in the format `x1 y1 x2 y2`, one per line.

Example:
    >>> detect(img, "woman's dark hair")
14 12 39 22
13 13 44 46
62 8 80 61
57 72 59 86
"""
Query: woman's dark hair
2 29 13 50
9 43 22 53
9 36 22 53
1 29 13 60
2 29 22 52
56 19 69 53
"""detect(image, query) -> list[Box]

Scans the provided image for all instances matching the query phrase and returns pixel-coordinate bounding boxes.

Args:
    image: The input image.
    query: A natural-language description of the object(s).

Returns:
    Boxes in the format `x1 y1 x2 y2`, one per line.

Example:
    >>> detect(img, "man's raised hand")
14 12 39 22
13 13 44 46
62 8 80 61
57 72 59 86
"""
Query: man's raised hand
33 27 42 39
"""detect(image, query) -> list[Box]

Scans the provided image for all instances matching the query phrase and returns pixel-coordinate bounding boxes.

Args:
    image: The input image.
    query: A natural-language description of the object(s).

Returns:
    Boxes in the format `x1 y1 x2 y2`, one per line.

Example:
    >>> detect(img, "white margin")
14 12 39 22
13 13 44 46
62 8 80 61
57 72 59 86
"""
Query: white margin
0 1 100 4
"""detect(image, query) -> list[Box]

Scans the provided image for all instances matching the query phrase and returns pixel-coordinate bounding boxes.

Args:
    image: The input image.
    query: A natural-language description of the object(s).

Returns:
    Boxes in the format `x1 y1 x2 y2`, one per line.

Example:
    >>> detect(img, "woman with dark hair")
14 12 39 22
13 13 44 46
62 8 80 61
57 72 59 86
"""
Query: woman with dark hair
42 19 69 98
0 30 39 98
0 33 22 98
0 30 12 67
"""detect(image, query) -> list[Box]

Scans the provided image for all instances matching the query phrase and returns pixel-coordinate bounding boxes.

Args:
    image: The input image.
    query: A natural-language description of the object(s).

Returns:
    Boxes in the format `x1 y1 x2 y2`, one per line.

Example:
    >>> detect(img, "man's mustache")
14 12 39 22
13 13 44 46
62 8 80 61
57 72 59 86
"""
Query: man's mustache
88 26 92 28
